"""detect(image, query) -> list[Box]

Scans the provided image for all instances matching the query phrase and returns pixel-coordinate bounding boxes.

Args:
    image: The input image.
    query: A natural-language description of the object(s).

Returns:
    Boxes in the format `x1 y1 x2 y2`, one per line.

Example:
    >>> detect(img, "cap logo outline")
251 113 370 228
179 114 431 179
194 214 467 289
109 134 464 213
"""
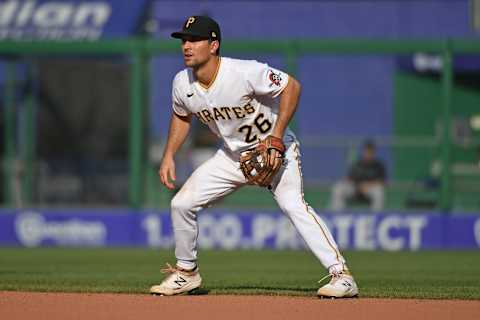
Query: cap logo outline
186 17 195 28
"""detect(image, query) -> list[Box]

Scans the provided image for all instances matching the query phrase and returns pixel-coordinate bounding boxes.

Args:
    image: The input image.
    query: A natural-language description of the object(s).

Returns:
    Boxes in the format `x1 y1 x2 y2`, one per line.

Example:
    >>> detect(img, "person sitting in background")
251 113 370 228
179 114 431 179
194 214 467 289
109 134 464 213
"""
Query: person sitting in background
330 140 386 212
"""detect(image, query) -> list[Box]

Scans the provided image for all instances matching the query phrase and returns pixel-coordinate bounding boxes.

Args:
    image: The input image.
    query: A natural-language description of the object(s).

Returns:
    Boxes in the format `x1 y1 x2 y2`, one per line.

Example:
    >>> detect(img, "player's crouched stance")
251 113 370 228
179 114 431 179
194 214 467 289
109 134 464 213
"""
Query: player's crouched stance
150 15 358 298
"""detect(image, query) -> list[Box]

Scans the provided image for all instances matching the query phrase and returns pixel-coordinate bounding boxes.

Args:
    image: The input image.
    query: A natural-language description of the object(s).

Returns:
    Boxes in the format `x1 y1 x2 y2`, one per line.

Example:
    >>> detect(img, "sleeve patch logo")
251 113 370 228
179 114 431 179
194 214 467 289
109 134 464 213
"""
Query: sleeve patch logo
268 70 282 86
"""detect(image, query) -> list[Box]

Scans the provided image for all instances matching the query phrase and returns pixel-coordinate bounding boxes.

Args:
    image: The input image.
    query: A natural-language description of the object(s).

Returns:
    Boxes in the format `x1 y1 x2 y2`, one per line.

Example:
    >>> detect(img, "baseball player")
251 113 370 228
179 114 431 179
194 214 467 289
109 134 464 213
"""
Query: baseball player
150 15 359 298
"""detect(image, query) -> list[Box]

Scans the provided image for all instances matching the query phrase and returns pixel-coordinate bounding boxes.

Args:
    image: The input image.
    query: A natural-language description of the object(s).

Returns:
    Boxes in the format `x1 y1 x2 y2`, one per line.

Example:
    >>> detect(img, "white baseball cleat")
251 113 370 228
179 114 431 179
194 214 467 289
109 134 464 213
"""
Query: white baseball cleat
150 263 202 296
317 270 359 298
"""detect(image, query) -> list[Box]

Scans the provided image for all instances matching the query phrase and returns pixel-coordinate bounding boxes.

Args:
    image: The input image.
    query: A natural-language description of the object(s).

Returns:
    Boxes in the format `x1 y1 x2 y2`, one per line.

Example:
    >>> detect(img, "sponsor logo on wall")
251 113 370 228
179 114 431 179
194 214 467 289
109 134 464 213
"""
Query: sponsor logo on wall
327 215 428 251
141 213 430 251
142 213 306 250
0 0 111 39
15 211 106 247
4 210 479 250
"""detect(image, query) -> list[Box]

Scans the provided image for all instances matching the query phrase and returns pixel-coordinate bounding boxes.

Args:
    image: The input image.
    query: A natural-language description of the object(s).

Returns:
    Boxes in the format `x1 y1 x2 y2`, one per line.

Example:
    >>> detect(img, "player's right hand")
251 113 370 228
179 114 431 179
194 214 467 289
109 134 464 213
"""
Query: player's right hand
158 157 176 190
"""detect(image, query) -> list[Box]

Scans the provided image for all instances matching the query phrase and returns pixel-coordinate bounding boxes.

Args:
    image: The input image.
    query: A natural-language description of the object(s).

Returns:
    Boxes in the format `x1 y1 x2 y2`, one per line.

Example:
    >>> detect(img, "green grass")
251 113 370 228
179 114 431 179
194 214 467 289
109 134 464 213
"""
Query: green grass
0 248 479 299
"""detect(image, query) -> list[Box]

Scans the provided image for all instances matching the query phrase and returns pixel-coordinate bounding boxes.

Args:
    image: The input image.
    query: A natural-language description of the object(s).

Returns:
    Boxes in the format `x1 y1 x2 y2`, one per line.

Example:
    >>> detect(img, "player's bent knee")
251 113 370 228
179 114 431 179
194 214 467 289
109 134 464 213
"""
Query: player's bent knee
171 193 194 213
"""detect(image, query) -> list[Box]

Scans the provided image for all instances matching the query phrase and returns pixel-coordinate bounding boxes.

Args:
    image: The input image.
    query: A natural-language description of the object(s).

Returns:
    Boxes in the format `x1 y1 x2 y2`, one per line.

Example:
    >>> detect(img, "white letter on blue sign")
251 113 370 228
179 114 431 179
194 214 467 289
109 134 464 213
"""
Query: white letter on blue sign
474 218 480 247
252 215 276 248
405 217 427 250
142 215 163 247
332 215 353 249
275 216 302 249
33 3 72 28
378 216 404 251
0 1 17 26
354 216 376 250
214 215 242 249
198 215 216 249
74 3 111 27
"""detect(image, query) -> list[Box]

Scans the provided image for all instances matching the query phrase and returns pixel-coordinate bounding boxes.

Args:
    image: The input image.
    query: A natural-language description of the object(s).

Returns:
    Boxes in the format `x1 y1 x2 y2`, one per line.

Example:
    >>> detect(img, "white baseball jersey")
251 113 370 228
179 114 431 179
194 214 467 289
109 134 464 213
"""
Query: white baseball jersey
171 57 296 154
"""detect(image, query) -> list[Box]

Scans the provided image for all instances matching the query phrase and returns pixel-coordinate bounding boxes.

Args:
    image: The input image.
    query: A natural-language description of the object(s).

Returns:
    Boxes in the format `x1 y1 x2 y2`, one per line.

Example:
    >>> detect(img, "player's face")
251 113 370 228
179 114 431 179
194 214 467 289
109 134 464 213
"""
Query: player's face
181 36 216 68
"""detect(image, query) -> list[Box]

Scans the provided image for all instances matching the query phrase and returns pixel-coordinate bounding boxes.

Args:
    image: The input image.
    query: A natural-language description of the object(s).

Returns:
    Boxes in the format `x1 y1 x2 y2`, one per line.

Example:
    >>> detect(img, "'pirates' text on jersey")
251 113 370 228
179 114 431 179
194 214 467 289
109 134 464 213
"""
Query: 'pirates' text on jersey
171 57 295 154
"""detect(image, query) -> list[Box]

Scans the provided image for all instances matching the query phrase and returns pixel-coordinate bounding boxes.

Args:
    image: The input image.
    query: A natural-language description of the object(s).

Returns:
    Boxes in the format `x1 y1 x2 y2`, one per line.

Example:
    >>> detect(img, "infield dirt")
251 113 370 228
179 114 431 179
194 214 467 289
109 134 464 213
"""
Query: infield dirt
1 291 480 320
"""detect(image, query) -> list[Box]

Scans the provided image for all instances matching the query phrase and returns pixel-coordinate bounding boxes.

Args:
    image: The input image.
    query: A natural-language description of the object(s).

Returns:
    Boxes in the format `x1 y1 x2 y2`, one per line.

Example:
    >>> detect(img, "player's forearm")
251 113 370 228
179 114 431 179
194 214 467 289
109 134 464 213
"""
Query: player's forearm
272 77 301 138
162 113 192 159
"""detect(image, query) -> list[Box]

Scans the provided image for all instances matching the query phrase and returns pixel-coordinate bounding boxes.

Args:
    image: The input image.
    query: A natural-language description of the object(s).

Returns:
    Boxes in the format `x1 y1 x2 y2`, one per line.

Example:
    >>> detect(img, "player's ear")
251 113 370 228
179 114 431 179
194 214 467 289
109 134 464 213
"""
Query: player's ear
210 40 219 55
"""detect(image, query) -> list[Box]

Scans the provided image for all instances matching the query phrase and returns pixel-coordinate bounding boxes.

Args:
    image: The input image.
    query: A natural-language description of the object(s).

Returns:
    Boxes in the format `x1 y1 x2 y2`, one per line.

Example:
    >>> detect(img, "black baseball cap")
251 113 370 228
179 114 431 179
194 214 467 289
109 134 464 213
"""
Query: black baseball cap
171 16 221 43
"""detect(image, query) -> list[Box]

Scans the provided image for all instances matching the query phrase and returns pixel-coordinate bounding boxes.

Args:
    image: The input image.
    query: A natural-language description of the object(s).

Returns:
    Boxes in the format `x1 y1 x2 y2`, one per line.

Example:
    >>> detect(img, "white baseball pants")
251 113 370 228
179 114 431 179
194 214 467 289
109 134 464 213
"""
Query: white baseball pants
171 141 347 273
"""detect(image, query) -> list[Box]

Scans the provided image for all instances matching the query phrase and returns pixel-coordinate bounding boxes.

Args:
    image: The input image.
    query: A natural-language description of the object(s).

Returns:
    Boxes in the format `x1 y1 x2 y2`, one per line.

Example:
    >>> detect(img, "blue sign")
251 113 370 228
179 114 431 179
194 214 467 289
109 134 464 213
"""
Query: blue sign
0 0 148 40
0 209 479 250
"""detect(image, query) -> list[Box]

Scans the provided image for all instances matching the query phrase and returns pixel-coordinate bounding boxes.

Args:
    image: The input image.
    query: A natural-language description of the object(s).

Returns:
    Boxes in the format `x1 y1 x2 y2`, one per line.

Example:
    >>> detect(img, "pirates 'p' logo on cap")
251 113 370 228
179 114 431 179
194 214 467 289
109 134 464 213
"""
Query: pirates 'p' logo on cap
186 17 195 28
172 16 221 43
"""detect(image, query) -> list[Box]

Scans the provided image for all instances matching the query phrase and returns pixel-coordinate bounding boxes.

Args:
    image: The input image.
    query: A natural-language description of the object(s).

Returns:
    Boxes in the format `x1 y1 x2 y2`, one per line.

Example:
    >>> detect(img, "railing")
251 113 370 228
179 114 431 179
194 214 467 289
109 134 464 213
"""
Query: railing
2 38 480 210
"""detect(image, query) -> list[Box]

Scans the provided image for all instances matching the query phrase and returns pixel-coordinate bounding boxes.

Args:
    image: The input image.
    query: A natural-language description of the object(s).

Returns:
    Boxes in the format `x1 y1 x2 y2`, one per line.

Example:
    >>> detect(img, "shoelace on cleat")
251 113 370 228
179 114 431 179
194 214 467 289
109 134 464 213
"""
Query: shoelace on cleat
318 272 343 286
161 263 177 274
158 263 179 283
160 263 197 276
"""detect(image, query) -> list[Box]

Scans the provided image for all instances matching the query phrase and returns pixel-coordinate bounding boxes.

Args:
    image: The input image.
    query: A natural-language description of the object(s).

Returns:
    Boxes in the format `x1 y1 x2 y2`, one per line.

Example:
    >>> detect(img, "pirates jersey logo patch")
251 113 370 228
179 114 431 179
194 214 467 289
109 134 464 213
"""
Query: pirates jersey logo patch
268 70 282 86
